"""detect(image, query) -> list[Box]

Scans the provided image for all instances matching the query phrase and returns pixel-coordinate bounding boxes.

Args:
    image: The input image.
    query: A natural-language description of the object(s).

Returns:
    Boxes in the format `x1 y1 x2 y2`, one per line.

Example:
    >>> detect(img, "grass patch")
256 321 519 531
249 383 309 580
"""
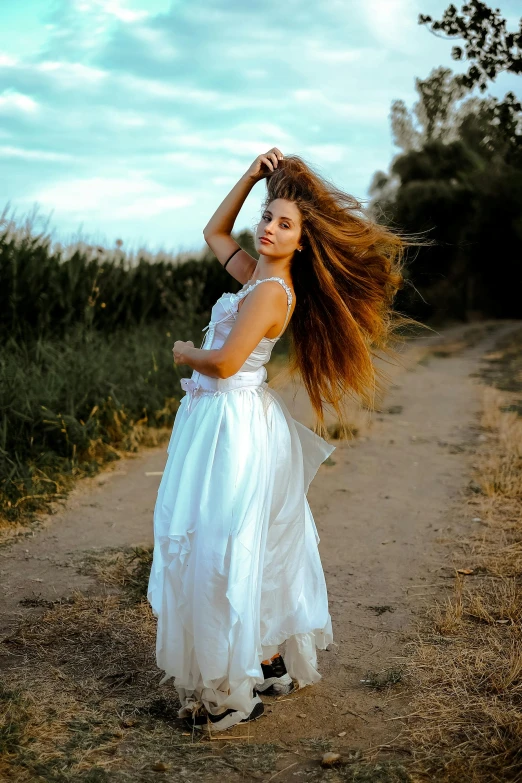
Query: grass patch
475 324 522 396
223 742 278 775
339 759 412 782
76 545 153 604
0 323 188 535
0 590 157 782
328 421 359 440
367 605 396 616
360 668 405 691
299 736 334 753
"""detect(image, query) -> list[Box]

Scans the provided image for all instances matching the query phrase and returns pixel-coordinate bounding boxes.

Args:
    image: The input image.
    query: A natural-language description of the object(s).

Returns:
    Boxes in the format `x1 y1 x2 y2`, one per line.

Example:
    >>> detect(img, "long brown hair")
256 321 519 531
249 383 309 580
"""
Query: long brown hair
263 154 430 439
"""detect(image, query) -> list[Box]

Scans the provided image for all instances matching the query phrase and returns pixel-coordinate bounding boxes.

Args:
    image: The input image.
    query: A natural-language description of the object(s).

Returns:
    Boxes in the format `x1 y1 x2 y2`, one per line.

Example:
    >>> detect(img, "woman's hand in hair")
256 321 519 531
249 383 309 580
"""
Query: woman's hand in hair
244 148 284 182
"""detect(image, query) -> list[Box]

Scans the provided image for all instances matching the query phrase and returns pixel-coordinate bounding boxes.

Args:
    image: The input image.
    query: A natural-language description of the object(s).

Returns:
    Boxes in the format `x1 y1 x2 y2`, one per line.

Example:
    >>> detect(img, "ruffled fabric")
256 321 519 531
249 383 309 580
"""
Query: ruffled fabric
147 380 335 717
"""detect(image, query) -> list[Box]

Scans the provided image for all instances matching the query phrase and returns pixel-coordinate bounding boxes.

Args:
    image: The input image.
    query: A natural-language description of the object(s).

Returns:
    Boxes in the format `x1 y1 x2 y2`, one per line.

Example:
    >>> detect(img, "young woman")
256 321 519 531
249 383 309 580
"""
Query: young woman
147 149 411 734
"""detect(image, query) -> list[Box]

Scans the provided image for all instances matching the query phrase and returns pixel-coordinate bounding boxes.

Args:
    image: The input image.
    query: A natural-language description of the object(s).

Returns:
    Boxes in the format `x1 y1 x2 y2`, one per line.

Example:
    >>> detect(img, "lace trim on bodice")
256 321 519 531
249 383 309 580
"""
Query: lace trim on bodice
234 275 293 304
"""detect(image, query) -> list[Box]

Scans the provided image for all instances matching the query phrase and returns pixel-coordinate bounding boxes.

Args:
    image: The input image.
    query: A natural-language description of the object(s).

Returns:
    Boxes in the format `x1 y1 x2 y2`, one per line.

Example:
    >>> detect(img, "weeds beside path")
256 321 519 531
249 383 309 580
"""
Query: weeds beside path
403 324 522 782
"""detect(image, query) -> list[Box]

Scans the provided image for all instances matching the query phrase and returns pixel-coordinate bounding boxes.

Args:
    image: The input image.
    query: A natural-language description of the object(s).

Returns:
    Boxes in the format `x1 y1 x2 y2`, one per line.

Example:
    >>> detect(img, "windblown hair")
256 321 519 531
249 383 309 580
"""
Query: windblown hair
262 154 429 439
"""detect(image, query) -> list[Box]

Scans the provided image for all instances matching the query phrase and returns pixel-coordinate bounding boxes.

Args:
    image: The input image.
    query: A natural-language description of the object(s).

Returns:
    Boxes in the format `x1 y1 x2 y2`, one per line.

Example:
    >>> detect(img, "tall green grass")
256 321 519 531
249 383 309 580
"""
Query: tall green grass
1 324 189 525
0 205 255 340
0 207 258 529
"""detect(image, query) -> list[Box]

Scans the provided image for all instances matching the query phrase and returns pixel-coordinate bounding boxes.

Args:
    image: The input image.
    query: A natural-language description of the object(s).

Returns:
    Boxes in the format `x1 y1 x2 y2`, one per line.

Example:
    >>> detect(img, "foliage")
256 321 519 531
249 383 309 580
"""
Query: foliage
369 66 522 322
0 210 262 526
419 0 522 91
0 322 196 523
0 206 254 341
390 67 470 150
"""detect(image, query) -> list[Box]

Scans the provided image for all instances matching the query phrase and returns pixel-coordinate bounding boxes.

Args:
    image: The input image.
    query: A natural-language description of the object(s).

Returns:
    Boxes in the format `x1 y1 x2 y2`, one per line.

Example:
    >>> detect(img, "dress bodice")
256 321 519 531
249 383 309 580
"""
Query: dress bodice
181 277 293 409
197 276 293 373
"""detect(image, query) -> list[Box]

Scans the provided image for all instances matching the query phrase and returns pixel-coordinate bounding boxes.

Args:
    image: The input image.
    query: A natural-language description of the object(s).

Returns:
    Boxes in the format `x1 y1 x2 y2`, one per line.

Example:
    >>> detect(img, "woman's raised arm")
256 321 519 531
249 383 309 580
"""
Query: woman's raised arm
203 149 284 284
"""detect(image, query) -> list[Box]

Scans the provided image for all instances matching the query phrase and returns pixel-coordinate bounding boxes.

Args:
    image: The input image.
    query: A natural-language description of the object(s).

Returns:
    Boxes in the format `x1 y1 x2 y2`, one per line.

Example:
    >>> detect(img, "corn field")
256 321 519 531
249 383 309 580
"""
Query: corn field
0 208 257 527
0 207 255 340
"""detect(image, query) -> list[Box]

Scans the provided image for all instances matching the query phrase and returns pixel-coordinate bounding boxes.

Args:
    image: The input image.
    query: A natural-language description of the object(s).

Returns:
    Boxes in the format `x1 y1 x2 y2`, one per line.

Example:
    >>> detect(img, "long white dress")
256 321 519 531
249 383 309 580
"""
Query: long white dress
147 276 335 720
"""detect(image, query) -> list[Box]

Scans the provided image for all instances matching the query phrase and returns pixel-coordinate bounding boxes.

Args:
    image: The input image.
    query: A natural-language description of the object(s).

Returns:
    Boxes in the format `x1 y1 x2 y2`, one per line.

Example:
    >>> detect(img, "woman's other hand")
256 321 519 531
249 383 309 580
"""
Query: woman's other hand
244 148 284 182
173 340 194 365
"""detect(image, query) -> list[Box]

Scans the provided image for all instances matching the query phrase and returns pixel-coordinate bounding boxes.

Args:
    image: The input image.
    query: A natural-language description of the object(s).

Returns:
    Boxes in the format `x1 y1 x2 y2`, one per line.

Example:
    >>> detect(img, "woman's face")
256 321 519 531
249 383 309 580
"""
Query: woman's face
255 198 303 256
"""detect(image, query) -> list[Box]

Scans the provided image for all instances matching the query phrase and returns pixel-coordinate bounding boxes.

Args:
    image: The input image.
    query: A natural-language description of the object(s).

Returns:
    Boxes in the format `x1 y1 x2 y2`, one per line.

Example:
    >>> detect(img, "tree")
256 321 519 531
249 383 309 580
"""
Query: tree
419 1 522 91
369 75 522 322
390 67 469 152
368 4 522 322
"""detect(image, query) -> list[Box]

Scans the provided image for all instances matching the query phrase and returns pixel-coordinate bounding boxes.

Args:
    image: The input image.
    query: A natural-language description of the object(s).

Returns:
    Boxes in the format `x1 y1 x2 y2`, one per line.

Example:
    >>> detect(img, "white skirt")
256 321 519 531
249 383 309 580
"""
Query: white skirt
147 366 335 718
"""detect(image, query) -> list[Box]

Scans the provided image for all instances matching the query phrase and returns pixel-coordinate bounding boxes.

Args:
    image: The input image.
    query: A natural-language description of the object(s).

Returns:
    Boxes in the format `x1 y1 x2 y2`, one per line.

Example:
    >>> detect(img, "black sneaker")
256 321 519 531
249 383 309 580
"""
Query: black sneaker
184 697 265 734
255 653 295 696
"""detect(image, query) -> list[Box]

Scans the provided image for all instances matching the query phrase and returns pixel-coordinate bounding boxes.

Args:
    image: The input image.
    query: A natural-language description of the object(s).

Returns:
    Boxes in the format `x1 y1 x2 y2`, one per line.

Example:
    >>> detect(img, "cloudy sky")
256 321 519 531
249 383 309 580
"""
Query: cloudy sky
0 0 519 256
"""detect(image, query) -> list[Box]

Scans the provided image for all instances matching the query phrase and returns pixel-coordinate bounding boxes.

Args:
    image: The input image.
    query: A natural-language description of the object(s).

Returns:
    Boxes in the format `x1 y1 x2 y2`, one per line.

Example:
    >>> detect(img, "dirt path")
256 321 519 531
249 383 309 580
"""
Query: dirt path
1 319 520 773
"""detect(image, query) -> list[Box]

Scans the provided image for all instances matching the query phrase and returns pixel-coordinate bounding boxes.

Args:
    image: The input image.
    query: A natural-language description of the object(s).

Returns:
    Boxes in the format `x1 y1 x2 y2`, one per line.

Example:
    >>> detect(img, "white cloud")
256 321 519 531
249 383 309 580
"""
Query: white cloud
0 91 39 114
40 0 150 60
300 144 346 163
102 0 149 23
130 25 179 61
211 176 239 186
117 73 220 103
103 108 149 128
99 107 184 137
31 175 194 220
254 123 292 140
309 49 364 64
0 146 74 161
244 68 269 79
37 60 107 88
291 90 388 121
162 151 219 170
120 193 192 219
174 134 285 156
0 53 17 67
304 41 375 65
359 0 421 52
74 0 148 23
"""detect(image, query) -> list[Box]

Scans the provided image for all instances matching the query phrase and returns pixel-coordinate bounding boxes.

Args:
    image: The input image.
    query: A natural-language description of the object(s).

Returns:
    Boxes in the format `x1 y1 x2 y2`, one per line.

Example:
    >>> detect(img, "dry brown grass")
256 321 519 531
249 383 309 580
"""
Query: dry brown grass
401 338 522 782
0 546 417 782
479 387 522 499
0 556 288 782
0 590 160 782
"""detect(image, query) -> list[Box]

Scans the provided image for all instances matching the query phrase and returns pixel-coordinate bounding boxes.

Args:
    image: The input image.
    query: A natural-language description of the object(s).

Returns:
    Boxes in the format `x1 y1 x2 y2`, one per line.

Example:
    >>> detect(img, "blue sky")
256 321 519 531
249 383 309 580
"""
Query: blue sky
0 0 519 256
